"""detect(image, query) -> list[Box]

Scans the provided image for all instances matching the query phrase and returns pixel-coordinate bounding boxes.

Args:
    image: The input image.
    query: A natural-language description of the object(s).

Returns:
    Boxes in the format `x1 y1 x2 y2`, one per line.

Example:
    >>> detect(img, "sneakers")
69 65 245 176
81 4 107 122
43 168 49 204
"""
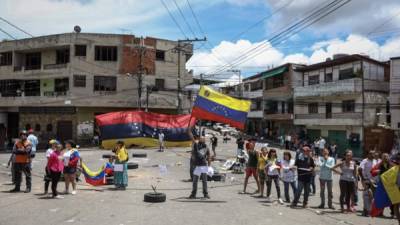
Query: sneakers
203 194 210 199
318 205 325 209
328 205 335 210
24 188 31 193
278 198 284 204
188 194 196 199
9 188 20 193
71 190 77 195
54 195 64 199
265 196 271 202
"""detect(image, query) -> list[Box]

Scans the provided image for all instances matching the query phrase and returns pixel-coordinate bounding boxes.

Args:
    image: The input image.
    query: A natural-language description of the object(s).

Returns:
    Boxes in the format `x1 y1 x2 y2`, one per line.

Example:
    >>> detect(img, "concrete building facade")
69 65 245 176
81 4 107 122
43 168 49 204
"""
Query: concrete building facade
390 57 400 132
294 54 389 156
0 33 193 148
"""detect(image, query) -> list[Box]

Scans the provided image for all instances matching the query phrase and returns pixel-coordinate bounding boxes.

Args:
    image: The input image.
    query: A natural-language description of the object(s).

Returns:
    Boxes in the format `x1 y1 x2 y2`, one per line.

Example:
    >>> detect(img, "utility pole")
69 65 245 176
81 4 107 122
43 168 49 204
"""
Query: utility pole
137 36 145 110
227 69 242 97
176 37 206 114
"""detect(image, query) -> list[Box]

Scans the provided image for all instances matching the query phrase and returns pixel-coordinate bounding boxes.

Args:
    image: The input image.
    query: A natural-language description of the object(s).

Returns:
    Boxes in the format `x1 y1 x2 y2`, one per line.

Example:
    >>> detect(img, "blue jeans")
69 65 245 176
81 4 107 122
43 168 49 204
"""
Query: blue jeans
284 181 297 202
293 180 310 205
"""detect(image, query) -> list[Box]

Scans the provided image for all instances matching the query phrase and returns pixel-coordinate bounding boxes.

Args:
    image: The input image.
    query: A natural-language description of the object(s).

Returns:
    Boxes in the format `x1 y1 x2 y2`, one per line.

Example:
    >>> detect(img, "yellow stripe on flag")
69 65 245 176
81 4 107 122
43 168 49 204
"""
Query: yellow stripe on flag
381 165 400 205
198 86 251 112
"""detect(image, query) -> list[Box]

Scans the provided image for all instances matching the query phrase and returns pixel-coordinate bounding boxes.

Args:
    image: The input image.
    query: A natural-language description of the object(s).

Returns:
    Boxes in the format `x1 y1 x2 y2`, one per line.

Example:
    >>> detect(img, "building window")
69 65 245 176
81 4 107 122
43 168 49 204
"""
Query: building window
73 75 86 87
325 73 333 82
398 123 400 129
265 101 278 114
156 50 165 61
0 52 12 66
25 52 41 70
288 101 293 114
250 81 262 91
308 75 320 85
272 75 284 88
95 46 117 61
56 49 70 64
55 78 69 94
94 76 117 92
339 68 355 80
24 80 40 96
75 45 86 57
35 124 41 132
46 124 53 132
281 102 285 114
342 100 355 112
155 78 165 90
308 103 319 114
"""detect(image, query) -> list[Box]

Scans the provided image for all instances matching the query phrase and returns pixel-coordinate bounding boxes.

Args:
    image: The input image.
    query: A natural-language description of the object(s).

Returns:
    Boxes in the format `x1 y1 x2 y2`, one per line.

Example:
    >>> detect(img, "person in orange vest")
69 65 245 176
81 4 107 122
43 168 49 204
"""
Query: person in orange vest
10 131 32 193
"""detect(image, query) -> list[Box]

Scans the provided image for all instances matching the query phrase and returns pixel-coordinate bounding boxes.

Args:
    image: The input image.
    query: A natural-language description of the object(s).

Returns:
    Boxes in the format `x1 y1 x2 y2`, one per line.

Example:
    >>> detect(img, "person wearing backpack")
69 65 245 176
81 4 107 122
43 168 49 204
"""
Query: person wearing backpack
188 127 211 199
113 140 129 190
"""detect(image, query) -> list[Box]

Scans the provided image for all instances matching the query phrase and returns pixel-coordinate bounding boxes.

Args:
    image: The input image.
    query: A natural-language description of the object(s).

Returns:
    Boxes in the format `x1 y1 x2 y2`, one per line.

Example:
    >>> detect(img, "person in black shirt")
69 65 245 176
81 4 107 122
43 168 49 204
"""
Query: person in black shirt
210 134 218 157
236 136 245 156
188 127 211 199
291 146 315 208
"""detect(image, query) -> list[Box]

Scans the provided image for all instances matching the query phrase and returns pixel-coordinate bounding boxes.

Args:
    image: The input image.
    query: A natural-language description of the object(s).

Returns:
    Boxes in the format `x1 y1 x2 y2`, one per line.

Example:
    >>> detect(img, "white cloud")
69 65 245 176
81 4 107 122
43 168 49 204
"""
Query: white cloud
188 34 400 77
265 0 400 37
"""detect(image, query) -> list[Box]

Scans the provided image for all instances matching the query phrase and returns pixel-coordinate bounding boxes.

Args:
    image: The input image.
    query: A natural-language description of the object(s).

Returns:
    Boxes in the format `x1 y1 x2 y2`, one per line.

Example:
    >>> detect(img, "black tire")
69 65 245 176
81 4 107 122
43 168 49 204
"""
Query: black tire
144 192 166 203
102 154 113 159
127 162 139 170
207 174 223 182
132 153 147 158
105 177 114 185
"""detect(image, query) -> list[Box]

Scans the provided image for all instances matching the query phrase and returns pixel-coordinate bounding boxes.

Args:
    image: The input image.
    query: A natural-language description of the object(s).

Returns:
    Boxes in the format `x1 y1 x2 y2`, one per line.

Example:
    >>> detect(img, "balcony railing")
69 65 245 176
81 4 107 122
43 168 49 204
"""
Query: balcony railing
25 65 41 70
43 63 68 70
295 112 362 120
264 113 294 120
43 91 69 97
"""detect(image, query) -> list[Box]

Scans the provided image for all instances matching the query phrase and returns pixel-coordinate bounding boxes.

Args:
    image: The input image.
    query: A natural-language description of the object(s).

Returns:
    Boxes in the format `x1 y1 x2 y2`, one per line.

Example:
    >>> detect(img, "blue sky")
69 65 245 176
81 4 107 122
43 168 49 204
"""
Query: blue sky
1 0 400 79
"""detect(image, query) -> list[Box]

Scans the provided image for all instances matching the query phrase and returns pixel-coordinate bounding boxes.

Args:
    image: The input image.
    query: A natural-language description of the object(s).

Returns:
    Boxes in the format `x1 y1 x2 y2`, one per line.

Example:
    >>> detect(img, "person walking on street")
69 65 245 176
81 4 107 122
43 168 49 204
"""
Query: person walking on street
44 139 59 194
158 132 165 152
112 140 129 190
241 142 260 194
188 128 211 199
257 147 268 197
282 151 297 203
10 131 32 193
291 146 315 208
63 140 80 195
47 144 64 198
265 149 283 204
27 129 38 159
318 148 335 209
210 134 218 157
332 150 358 213
236 136 245 157
359 150 378 192
317 137 326 156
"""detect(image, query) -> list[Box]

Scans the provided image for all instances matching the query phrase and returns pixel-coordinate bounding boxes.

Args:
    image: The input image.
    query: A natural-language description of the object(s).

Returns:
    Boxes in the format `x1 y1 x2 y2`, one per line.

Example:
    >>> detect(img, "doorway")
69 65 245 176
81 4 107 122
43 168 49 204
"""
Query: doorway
57 120 73 142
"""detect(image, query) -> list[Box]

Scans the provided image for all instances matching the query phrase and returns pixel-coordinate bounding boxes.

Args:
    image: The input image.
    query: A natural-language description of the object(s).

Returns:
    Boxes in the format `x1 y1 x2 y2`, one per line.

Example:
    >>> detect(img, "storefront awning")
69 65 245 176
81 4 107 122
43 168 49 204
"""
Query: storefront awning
261 66 287 79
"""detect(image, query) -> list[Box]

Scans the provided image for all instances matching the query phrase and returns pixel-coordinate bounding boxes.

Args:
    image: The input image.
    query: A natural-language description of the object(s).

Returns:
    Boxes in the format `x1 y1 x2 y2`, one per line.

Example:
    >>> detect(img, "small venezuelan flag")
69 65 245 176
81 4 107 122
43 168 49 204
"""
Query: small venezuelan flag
192 86 251 129
82 163 107 186
371 165 400 217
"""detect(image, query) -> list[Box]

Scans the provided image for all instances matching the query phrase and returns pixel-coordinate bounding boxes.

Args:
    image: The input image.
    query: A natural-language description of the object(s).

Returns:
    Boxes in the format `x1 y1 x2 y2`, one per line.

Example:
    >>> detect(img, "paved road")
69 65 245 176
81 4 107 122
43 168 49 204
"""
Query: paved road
0 135 396 225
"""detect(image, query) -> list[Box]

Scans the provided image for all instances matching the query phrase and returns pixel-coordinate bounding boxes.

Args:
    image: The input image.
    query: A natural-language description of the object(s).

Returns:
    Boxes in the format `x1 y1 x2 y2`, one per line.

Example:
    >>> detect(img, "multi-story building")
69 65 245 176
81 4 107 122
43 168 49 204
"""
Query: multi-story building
294 54 389 156
390 57 400 133
0 33 193 147
262 63 304 140
242 74 264 135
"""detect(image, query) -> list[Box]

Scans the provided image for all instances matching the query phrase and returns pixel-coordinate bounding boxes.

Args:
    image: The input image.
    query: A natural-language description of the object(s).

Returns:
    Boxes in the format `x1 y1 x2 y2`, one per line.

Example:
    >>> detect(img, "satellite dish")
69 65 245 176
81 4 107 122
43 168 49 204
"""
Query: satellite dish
74 25 81 33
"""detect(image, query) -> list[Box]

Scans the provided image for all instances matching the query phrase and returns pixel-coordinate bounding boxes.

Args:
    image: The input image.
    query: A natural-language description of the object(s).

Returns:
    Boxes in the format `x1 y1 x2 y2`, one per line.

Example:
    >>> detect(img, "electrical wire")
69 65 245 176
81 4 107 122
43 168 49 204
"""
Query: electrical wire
160 0 188 39
172 0 197 38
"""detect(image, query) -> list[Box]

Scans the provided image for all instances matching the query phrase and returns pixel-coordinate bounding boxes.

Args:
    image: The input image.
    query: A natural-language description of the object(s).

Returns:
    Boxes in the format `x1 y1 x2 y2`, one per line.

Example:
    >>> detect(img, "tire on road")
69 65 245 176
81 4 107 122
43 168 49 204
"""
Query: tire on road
102 154 113 159
127 162 139 170
132 153 147 158
144 192 166 203
207 174 223 182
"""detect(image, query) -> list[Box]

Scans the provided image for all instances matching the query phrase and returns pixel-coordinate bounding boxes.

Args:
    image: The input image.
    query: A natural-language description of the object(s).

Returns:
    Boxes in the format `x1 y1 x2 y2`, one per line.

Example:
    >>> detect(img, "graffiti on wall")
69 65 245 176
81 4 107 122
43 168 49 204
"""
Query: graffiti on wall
77 121 94 139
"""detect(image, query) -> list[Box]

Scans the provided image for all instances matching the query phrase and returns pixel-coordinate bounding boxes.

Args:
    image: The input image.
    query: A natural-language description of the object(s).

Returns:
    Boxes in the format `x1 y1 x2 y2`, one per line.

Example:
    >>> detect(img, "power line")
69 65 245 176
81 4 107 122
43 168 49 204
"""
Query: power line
0 17 34 38
172 0 197 38
0 27 16 40
160 0 188 38
185 0 206 37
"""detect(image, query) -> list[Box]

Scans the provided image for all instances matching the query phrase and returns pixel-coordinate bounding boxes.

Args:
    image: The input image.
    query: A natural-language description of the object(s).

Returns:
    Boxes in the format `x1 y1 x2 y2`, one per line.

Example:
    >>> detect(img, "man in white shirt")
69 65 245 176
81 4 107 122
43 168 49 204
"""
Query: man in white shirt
158 132 165 152
27 129 39 158
359 151 378 186
317 137 326 156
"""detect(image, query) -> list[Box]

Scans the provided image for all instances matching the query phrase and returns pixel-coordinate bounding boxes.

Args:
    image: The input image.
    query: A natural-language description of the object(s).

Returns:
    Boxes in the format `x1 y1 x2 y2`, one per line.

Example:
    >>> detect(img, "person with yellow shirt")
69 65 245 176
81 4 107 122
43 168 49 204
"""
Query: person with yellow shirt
257 147 268 197
112 140 129 190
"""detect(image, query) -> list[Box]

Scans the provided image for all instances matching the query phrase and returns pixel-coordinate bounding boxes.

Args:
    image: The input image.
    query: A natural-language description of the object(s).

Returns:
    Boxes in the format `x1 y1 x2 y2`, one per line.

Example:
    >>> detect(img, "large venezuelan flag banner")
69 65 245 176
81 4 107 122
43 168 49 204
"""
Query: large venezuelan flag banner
96 111 196 149
371 165 400 217
192 86 251 129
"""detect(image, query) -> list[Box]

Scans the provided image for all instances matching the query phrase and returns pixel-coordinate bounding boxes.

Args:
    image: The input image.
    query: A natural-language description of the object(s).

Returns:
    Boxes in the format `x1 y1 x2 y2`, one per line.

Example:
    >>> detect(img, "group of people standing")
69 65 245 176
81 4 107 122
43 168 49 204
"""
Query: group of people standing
238 138 400 220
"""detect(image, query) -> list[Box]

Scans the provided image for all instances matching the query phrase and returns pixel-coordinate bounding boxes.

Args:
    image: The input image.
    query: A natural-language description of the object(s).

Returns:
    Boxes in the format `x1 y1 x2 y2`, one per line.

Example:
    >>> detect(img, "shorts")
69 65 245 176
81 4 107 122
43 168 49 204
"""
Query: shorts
258 169 266 181
245 167 257 177
63 166 77 175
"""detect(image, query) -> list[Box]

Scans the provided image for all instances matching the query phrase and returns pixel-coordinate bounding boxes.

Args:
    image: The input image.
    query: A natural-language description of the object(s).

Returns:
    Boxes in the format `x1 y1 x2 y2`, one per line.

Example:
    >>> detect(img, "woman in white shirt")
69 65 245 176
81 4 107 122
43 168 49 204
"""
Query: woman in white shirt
265 149 283 204
281 151 297 203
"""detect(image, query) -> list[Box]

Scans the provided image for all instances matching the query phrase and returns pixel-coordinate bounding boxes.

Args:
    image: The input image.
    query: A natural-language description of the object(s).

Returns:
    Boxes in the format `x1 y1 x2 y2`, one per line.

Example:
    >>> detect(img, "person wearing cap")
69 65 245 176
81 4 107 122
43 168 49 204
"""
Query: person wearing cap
63 140 80 195
43 139 59 195
27 129 39 159
10 131 32 193
291 145 315 208
112 140 129 190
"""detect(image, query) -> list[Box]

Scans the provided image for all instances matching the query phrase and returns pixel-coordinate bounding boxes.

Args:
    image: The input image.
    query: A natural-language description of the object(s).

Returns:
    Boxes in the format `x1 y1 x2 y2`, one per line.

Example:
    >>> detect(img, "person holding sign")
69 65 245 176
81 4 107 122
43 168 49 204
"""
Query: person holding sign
112 141 129 190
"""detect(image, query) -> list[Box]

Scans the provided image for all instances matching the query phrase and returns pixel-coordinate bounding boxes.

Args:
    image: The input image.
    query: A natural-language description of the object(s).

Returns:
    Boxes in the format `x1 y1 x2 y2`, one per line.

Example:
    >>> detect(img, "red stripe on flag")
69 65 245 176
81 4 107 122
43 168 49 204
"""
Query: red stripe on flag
192 107 245 129
370 200 384 217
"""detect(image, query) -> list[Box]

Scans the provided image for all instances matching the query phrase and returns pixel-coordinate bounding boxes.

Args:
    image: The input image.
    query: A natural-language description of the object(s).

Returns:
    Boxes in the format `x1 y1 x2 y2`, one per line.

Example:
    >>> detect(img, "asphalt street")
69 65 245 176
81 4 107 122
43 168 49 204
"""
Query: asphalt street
0 133 396 225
